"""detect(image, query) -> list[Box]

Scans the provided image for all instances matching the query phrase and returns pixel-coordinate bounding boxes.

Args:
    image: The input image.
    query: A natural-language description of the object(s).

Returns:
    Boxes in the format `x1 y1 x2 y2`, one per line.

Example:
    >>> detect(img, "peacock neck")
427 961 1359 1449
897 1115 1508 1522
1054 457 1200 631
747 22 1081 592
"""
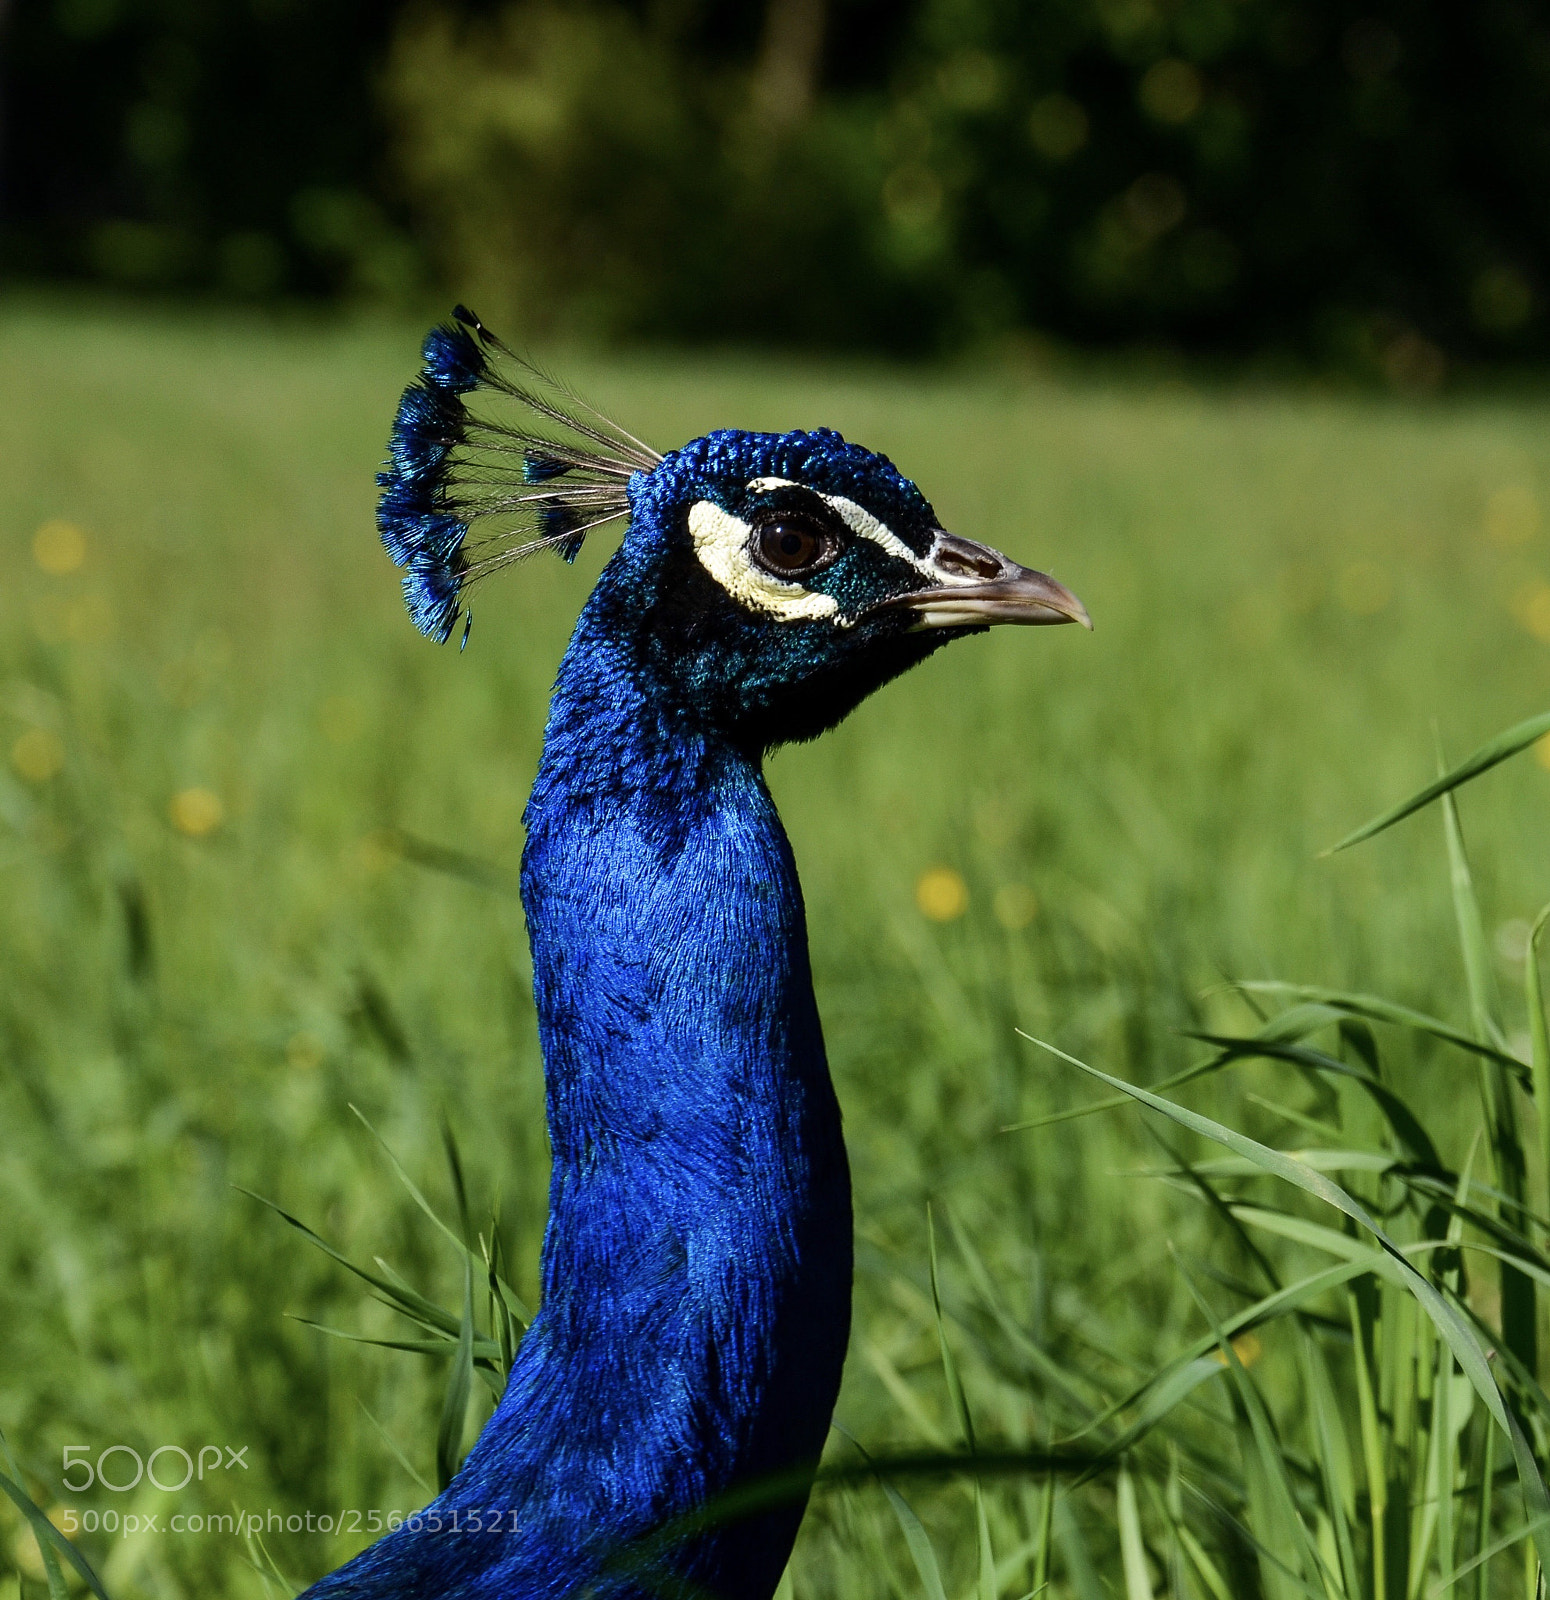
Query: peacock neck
307 589 853 1600
477 595 852 1593
521 602 849 1295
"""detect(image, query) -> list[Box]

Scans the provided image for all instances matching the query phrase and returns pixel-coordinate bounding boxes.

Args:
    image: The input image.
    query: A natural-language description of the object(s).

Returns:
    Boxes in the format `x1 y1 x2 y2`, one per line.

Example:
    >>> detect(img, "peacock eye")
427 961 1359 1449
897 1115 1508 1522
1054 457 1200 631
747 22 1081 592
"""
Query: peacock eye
751 515 839 580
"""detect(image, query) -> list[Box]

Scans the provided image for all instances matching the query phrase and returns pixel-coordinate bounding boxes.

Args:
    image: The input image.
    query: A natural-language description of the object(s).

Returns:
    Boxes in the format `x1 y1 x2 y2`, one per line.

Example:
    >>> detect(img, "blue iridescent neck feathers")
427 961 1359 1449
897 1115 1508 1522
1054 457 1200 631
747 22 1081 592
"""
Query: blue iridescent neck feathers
312 312 1088 1600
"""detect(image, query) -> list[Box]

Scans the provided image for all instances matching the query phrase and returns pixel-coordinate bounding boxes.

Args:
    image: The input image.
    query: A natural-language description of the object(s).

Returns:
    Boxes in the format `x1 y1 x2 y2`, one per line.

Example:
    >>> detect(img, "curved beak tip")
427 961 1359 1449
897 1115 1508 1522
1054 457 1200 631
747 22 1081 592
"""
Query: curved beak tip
875 534 1091 634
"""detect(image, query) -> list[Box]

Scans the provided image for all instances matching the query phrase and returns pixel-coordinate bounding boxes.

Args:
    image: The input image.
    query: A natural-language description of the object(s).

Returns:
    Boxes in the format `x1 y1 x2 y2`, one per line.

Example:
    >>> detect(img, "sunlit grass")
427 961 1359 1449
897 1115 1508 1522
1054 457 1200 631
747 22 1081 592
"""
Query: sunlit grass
4 299 1550 1596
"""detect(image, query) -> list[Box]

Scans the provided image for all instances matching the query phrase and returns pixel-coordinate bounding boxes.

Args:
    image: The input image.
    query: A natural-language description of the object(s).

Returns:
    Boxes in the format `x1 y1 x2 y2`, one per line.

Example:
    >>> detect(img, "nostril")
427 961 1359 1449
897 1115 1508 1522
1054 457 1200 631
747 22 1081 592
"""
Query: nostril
937 548 1002 580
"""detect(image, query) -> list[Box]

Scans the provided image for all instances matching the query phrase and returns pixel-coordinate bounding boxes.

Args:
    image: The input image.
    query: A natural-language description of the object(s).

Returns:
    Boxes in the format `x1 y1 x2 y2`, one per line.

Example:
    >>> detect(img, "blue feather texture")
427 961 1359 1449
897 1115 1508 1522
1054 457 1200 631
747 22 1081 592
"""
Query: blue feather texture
306 586 850 1600
375 308 657 643
325 314 1086 1597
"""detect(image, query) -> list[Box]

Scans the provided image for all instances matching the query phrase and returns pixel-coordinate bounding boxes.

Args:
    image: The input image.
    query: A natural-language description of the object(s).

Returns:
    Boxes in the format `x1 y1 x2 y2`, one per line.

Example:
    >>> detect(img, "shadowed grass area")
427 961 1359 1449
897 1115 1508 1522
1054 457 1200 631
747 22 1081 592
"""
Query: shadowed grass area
4 300 1550 1597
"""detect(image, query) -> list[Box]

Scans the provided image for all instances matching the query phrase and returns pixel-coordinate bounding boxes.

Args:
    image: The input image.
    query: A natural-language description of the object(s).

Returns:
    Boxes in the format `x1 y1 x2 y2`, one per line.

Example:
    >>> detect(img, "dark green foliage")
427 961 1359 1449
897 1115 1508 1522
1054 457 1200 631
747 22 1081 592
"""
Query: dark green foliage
5 1 1550 365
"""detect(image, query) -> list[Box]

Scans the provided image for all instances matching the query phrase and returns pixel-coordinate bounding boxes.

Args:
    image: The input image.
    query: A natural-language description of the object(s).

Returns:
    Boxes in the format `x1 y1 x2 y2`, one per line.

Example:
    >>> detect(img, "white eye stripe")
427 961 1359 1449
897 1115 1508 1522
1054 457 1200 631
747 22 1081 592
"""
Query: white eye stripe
688 502 838 622
744 477 936 579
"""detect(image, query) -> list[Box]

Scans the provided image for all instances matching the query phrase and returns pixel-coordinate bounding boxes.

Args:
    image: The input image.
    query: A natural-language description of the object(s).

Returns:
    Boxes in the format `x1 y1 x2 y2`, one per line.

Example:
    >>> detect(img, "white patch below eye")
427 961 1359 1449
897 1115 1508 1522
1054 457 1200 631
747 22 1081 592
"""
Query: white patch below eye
688 502 838 623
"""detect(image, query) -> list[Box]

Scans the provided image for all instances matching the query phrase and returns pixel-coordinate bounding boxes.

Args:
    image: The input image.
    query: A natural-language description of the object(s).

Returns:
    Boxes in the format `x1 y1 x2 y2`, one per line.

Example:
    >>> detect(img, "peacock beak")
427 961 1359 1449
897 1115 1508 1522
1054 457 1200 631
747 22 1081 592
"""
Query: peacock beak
879 532 1092 631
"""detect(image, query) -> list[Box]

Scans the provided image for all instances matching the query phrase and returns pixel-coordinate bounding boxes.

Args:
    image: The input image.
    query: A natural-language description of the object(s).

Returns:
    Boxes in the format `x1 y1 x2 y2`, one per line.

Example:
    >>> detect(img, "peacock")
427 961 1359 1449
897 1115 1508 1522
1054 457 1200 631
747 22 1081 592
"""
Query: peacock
306 308 1089 1600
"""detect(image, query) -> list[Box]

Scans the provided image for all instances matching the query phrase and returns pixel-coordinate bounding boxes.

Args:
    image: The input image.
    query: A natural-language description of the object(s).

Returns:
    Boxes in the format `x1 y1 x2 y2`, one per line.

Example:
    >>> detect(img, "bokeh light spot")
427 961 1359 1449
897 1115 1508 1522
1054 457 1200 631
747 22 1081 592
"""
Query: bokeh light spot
1472 267 1534 335
1514 582 1550 643
916 866 969 922
1122 174 1187 243
11 728 64 783
1139 60 1202 124
32 520 86 575
1028 95 1089 161
1213 1330 1263 1367
170 787 224 837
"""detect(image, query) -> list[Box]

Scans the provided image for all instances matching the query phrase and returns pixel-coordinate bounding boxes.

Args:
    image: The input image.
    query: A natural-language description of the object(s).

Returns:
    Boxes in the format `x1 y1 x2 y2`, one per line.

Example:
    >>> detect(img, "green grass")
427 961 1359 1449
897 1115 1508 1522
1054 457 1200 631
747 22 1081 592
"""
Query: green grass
5 299 1550 1598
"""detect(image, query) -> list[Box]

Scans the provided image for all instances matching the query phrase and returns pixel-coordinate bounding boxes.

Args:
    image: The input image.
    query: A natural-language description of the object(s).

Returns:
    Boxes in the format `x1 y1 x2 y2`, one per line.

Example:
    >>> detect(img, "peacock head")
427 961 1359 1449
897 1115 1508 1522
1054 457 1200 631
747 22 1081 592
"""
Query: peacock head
379 309 1089 750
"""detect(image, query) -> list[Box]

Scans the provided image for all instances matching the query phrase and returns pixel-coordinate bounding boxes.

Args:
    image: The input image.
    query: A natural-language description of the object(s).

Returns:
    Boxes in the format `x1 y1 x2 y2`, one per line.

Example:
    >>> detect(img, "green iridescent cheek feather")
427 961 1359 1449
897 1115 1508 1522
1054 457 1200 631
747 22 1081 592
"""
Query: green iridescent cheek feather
376 306 660 644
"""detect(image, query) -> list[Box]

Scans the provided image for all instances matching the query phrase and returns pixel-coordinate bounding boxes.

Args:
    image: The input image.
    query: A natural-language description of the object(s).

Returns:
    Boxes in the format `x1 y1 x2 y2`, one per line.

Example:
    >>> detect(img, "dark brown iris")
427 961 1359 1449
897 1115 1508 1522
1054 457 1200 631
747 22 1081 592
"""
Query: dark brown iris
752 514 839 580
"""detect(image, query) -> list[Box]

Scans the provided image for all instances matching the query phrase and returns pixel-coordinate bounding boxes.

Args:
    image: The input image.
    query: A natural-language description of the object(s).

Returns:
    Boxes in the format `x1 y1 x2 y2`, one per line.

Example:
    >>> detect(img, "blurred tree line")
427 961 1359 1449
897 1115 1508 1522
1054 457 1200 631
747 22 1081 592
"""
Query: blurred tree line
4 0 1550 373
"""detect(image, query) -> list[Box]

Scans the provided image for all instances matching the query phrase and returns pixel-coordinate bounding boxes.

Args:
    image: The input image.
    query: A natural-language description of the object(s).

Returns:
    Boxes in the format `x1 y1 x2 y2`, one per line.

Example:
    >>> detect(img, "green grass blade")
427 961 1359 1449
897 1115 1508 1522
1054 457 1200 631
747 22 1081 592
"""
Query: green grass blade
1118 1466 1156 1600
1172 1250 1326 1599
1442 779 1536 1381
1298 1327 1360 1595
287 1313 502 1363
1348 1278 1388 1600
356 1399 433 1495
839 1428 952 1600
977 1485 998 1600
436 1249 476 1493
0 1435 111 1600
237 1188 463 1337
1032 1472 1054 1593
881 1481 951 1600
926 1205 977 1456
1054 1495 1107 1600
1019 1030 1550 1578
1237 984 1527 1079
1067 1259 1375 1450
1441 782 1502 1047
1176 1523 1234 1600
1429 1515 1550 1598
1184 1032 1448 1172
1325 709 1550 854
1528 904 1550 1228
1475 1423 1496 1600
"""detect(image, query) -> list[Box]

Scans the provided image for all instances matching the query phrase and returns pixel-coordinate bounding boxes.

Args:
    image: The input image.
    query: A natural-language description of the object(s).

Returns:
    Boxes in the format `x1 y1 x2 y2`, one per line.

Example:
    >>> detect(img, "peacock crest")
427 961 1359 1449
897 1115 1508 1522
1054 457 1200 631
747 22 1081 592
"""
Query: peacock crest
376 306 661 645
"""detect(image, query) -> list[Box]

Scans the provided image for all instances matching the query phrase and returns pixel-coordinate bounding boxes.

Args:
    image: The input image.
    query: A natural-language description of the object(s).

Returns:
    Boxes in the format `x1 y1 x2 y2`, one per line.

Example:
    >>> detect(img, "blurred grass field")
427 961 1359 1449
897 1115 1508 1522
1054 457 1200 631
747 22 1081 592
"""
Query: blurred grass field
5 299 1550 1599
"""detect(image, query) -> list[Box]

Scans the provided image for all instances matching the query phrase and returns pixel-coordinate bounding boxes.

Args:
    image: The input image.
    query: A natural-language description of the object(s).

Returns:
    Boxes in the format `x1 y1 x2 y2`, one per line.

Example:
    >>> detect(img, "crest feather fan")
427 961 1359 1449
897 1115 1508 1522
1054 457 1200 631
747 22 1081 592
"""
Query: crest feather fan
376 306 661 643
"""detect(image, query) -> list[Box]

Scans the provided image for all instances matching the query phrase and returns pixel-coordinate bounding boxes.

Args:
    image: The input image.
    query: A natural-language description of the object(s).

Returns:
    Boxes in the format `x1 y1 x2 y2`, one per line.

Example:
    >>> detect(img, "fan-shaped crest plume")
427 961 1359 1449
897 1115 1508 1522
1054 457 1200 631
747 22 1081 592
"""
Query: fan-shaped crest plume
377 306 662 643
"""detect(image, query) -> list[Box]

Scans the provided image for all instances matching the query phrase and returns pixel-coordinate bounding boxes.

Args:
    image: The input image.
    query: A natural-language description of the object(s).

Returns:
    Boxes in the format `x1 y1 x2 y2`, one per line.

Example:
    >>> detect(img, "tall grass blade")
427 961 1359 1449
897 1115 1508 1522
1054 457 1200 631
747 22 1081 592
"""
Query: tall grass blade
1441 780 1536 1396
1528 904 1550 1227
881 1482 951 1600
926 1206 977 1456
1429 1515 1550 1598
356 1400 433 1496
1171 1249 1325 1600
1117 1466 1156 1600
977 1489 998 1600
1018 1032 1550 1576
435 1250 476 1493
1298 1327 1361 1595
1054 1496 1107 1600
1475 1423 1496 1600
1325 709 1550 853
1440 779 1502 1048
1068 1260 1376 1451
1237 984 1526 1078
840 1428 951 1600
0 1432 110 1600
1176 1522 1234 1600
436 1123 477 1494
1348 1277 1387 1600
237 1189 463 1337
